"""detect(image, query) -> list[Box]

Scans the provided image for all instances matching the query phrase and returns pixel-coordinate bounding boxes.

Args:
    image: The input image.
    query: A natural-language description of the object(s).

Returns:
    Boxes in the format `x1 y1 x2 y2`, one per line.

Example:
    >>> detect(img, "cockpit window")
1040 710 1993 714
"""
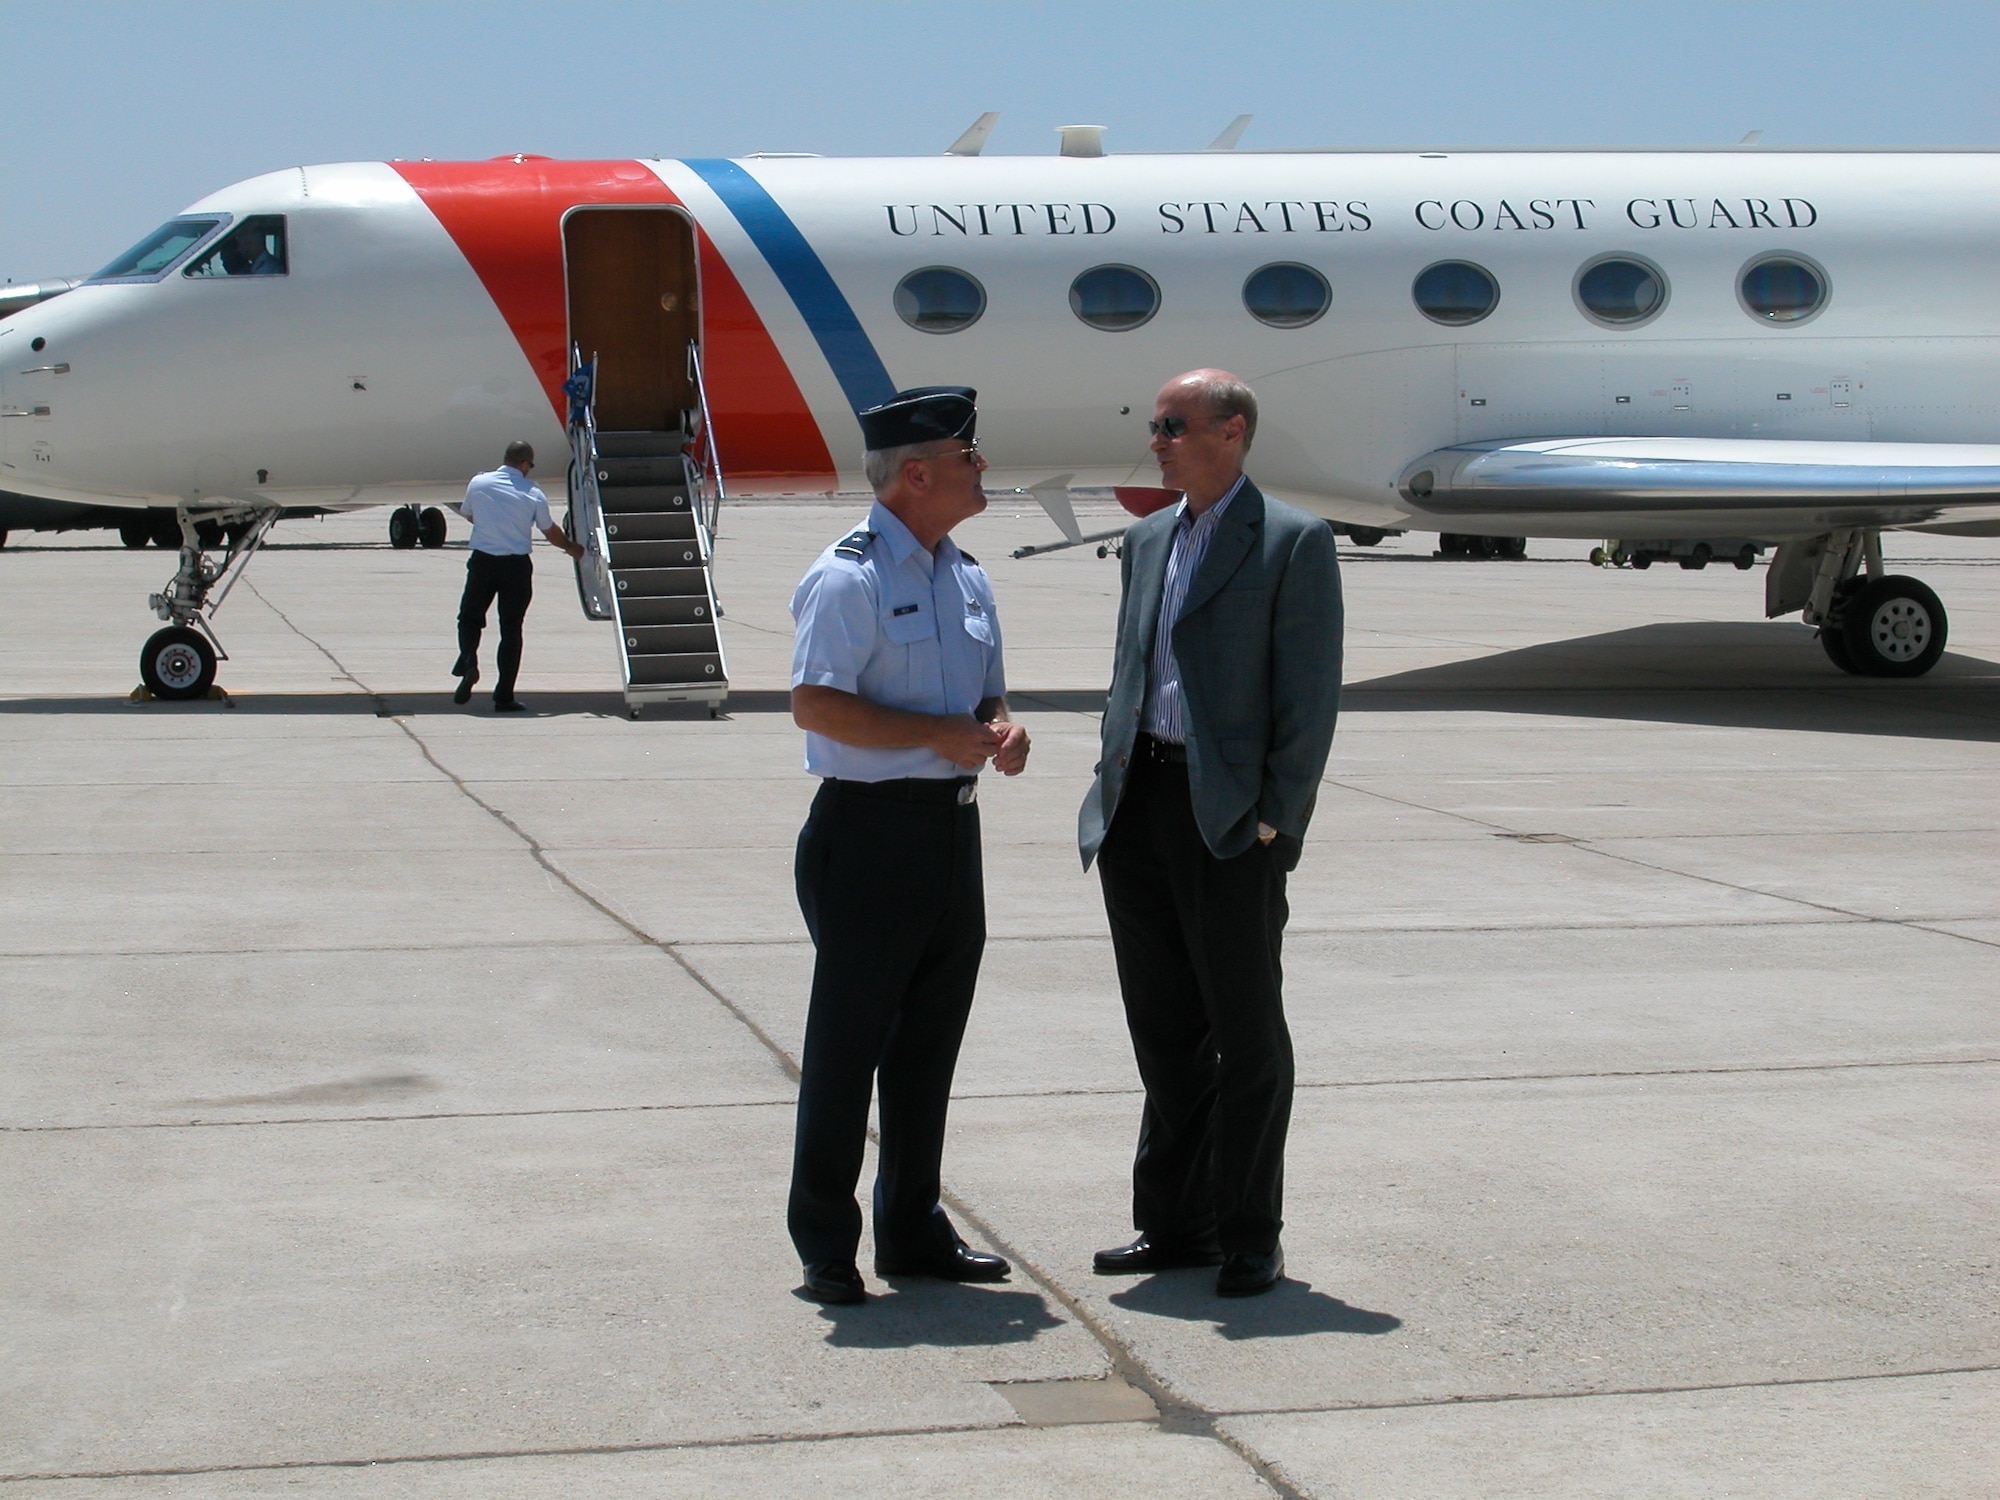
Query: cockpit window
88 217 226 282
183 216 288 278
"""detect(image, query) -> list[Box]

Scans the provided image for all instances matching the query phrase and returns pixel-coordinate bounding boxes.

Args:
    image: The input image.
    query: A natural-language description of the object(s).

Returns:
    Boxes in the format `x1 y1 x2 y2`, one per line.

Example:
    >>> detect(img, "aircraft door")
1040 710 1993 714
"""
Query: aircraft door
562 207 700 433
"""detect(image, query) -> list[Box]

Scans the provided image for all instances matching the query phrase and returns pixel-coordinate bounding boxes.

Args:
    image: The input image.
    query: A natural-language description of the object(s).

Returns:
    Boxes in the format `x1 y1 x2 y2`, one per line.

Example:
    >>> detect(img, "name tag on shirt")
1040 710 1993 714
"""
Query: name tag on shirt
892 604 919 617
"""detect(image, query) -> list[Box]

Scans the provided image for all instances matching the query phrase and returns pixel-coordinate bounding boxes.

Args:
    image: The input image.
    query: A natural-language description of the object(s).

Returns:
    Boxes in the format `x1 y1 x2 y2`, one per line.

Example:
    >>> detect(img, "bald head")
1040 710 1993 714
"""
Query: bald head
1162 368 1257 451
1151 368 1257 511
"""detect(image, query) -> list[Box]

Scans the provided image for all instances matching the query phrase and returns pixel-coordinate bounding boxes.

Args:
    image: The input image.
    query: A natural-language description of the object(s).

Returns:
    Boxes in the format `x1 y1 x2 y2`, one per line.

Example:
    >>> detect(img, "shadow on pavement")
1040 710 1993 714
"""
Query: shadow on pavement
1108 1273 1402 1340
806 1282 1066 1348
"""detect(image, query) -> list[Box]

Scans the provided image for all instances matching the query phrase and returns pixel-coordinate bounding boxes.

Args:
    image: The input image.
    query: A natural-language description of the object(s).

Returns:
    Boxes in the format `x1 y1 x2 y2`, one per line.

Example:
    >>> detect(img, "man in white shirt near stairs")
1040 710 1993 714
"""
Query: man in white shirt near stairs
452 440 585 712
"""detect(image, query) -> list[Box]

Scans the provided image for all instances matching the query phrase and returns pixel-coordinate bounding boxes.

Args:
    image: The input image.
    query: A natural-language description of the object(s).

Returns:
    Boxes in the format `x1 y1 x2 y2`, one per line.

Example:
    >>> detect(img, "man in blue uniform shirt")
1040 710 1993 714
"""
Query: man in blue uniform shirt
787 386 1030 1305
452 441 585 712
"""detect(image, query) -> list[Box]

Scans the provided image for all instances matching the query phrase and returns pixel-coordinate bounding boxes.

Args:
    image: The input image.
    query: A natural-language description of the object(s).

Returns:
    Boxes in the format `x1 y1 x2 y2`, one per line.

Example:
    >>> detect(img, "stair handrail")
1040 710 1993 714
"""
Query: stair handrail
686 338 727 538
565 343 616 620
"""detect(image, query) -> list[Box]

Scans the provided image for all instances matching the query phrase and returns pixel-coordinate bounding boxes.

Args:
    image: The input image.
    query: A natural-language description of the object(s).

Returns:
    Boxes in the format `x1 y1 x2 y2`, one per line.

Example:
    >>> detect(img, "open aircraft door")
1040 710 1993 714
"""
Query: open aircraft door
561 206 728 711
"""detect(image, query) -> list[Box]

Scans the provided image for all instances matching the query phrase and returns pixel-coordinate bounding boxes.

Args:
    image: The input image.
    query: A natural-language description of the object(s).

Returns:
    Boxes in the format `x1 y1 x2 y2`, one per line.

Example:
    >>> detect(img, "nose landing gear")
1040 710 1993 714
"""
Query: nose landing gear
136 505 278 701
389 504 449 549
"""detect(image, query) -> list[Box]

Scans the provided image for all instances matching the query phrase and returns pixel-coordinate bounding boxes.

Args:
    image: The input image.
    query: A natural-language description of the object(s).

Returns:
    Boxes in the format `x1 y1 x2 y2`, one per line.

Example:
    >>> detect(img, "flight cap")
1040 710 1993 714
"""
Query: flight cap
857 386 977 452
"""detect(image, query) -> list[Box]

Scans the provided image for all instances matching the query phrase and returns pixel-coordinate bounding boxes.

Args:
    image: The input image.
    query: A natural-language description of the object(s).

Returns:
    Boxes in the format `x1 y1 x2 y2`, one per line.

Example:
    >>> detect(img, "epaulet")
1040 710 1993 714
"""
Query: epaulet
957 548 978 565
833 528 876 560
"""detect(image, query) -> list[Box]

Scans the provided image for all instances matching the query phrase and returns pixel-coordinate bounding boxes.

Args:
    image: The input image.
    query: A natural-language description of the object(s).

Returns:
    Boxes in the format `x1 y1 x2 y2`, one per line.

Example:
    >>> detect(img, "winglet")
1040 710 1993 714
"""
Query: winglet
1738 129 1764 145
946 113 1001 156
1208 114 1253 151
1029 474 1083 543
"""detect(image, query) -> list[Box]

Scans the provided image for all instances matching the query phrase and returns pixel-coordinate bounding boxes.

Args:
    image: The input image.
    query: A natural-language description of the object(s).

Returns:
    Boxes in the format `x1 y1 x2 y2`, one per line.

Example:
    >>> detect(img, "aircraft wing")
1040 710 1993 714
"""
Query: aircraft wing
1398 438 2000 536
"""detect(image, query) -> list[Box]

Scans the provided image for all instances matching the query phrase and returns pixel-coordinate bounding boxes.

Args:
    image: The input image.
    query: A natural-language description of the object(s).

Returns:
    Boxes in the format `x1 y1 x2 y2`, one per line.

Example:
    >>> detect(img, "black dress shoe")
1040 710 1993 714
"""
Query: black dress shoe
453 669 478 705
800 1262 866 1304
1092 1233 1225 1275
493 697 525 713
874 1234 1010 1282
1216 1245 1285 1297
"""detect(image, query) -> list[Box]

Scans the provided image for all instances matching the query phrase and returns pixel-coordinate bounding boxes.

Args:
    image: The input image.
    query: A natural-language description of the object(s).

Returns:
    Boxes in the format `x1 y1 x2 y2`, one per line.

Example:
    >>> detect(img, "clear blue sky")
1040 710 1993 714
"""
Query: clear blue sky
5 0 1997 277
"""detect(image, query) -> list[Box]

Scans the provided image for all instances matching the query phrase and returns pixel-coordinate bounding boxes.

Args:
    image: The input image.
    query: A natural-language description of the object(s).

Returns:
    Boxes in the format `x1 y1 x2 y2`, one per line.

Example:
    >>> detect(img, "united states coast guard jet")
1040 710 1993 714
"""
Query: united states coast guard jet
4 118 1998 701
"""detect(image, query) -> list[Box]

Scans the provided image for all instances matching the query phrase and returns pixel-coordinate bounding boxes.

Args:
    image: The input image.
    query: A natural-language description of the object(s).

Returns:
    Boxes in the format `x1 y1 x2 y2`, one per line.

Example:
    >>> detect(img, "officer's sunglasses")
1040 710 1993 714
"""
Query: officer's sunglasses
1146 415 1229 439
925 439 982 465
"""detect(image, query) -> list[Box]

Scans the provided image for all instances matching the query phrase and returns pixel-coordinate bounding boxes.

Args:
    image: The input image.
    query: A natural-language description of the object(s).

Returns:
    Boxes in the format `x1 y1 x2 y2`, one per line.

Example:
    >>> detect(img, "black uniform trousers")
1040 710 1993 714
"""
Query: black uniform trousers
455 550 533 701
788 776 986 1268
1096 750 1294 1254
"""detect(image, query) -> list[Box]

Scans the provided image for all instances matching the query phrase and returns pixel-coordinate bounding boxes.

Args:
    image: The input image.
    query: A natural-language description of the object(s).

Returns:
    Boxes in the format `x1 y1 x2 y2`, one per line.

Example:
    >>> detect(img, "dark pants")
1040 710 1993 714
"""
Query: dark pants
456 551 533 701
1097 752 1294 1254
788 777 985 1268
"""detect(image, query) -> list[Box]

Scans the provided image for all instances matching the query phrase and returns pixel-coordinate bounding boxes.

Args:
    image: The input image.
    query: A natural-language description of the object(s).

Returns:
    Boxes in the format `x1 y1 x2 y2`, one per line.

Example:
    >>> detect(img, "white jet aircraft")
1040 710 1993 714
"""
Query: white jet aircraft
4 125 1998 701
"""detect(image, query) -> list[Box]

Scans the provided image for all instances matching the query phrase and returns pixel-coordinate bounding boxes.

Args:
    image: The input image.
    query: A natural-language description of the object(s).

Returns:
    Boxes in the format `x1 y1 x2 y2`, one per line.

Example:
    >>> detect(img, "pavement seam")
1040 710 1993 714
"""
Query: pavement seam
11 1053 1993 1133
1323 775 2000 951
1207 1359 2000 1421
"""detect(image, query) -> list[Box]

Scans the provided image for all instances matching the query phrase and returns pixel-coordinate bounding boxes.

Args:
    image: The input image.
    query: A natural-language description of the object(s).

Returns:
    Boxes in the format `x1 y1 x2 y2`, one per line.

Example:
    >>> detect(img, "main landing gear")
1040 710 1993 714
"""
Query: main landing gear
389 504 448 549
137 505 279 700
1768 528 1948 678
1435 532 1526 559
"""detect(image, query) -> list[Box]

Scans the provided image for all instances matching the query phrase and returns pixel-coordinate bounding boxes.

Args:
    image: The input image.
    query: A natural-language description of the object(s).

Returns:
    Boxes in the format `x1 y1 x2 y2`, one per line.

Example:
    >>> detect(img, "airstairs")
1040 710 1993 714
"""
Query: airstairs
566 345 729 715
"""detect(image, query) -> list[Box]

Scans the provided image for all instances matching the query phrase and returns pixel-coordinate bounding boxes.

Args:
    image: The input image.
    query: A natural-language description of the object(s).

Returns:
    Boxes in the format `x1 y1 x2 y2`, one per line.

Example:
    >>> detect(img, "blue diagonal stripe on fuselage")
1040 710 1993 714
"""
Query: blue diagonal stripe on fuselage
685 159 896 415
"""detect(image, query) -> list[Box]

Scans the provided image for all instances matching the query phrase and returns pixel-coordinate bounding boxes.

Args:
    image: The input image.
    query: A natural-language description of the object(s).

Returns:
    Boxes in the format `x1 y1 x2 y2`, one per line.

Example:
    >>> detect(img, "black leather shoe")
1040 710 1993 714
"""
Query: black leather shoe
1216 1245 1285 1297
1093 1234 1225 1275
493 697 525 713
800 1262 866 1304
874 1234 1010 1282
452 669 478 705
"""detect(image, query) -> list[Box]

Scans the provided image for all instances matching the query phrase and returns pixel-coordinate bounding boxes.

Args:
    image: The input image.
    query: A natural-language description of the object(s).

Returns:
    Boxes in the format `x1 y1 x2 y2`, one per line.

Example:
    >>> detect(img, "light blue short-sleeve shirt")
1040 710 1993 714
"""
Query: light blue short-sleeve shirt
790 500 1006 781
461 465 554 556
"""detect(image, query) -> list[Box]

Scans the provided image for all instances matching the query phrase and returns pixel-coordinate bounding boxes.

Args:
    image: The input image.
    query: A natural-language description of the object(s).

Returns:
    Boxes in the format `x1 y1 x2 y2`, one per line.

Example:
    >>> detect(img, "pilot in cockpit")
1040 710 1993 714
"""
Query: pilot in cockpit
218 222 283 276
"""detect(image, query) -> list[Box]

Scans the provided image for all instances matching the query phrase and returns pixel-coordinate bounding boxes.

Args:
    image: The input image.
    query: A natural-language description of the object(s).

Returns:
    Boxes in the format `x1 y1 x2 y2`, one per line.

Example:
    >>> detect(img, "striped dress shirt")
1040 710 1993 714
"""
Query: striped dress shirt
1142 475 1246 743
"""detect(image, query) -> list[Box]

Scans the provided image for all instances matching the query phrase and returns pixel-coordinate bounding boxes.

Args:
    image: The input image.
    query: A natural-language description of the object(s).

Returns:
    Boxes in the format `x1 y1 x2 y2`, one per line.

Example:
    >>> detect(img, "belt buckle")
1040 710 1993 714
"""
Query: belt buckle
956 780 978 806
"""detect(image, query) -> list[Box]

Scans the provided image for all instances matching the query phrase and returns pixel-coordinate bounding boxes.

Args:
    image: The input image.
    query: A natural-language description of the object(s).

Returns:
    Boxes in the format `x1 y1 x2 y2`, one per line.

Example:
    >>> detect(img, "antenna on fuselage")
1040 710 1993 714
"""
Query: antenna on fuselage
1057 125 1107 158
1208 114 1254 150
946 113 1001 156
1738 129 1764 145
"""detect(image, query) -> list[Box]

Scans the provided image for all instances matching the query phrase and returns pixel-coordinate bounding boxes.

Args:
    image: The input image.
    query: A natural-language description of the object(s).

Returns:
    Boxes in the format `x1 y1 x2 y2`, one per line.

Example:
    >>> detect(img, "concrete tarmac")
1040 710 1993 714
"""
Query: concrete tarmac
2 504 1996 1498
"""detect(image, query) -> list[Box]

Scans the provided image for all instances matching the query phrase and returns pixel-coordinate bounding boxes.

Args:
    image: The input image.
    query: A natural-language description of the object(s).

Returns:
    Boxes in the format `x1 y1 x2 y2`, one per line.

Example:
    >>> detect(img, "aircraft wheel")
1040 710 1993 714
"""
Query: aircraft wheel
1631 553 1652 570
1840 575 1947 678
0 529 8 548
419 507 447 548
1347 526 1386 547
389 507 418 549
194 519 225 549
1497 535 1527 560
1819 625 1858 674
139 626 217 701
1734 546 1757 570
119 520 151 549
151 512 183 548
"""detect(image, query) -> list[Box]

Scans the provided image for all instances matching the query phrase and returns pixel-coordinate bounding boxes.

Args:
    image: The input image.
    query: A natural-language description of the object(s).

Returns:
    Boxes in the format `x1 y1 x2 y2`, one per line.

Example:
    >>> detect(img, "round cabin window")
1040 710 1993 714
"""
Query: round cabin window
1412 260 1499 326
893 267 986 334
1739 255 1827 324
1242 262 1331 328
1069 265 1161 332
1575 255 1667 326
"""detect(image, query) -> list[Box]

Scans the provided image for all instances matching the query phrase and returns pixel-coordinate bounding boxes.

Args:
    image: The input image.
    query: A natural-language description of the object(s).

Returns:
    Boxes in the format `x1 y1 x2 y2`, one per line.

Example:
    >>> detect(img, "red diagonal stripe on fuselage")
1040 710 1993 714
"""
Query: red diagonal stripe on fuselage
391 158 834 485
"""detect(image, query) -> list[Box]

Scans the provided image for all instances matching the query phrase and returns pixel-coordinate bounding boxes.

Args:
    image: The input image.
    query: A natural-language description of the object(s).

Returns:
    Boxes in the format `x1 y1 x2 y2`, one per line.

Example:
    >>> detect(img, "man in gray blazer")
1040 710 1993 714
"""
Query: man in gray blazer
1078 368 1343 1297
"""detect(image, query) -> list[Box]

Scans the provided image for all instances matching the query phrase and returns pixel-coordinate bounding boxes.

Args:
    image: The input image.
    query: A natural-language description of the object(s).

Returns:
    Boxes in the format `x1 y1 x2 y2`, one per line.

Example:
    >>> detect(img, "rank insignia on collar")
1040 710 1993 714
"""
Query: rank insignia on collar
833 528 876 560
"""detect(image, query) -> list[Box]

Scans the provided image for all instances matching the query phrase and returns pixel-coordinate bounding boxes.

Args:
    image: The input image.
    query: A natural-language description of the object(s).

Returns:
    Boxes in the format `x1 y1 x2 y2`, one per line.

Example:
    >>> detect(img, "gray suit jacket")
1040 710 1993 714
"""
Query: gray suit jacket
1078 479 1343 871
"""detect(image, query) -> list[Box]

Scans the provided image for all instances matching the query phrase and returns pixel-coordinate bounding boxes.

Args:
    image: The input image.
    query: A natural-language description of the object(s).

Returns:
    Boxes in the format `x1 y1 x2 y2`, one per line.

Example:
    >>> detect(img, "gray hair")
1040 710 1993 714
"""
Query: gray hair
863 438 950 494
1187 372 1258 451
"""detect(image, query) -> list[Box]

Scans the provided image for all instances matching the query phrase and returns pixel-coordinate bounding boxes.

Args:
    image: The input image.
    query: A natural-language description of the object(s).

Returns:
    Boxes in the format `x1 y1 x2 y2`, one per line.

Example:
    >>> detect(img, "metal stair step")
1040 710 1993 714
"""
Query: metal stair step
595 429 689 459
597 454 690 485
600 485 690 515
610 538 705 570
617 596 717 627
614 566 711 598
626 652 725 687
623 622 721 656
603 512 696 543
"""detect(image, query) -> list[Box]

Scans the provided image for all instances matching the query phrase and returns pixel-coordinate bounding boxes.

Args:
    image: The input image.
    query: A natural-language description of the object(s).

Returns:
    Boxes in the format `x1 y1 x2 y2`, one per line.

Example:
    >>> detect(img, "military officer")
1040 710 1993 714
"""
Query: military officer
786 386 1030 1306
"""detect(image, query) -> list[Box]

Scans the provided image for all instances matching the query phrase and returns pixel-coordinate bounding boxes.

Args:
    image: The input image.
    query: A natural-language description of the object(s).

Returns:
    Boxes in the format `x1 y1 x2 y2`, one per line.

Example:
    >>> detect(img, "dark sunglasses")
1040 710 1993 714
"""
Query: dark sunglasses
1146 415 1227 439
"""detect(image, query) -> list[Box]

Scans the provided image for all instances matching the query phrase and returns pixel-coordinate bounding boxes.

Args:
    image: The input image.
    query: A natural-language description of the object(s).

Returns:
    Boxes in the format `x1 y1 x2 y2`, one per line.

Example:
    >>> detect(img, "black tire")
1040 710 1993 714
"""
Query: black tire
119 520 151 549
1839 575 1947 678
152 512 183 549
1819 625 1858 674
139 626 217 700
389 507 418 549
193 519 225 549
0 530 8 548
419 506 447 548
1631 553 1653 570
1497 535 1527 560
1347 526 1386 547
1734 546 1757 570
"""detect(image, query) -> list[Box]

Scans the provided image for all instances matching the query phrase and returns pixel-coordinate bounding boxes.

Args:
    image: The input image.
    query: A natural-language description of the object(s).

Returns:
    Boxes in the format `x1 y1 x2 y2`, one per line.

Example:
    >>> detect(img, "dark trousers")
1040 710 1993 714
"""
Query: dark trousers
1097 753 1294 1253
456 551 533 700
788 778 986 1267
